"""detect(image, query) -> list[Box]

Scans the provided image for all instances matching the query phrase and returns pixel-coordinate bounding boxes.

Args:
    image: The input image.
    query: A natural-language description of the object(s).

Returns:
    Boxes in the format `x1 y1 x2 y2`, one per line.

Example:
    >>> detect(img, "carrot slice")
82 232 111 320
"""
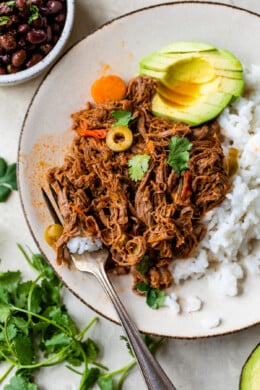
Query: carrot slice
91 75 127 104
77 128 107 139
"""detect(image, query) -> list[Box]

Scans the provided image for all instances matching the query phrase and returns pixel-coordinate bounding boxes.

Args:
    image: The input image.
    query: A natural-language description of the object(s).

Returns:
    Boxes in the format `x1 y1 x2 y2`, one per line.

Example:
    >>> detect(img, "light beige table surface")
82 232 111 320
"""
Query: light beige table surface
0 1 259 389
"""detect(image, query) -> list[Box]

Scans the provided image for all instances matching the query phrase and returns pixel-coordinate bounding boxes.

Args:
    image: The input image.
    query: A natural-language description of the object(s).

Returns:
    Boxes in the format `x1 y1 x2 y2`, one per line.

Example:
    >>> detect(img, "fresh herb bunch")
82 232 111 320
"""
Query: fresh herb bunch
0 157 17 202
0 245 164 389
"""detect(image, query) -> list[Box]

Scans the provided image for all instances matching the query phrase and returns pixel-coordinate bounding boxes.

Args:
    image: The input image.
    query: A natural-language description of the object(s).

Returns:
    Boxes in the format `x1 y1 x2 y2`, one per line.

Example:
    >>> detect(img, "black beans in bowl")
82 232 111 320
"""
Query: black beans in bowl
0 0 67 75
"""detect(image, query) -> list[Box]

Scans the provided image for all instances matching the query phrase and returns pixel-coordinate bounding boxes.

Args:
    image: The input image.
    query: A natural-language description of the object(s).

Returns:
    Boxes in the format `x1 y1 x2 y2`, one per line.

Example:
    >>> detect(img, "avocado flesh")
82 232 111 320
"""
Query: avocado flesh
139 41 244 126
158 41 216 53
240 344 260 390
152 93 232 126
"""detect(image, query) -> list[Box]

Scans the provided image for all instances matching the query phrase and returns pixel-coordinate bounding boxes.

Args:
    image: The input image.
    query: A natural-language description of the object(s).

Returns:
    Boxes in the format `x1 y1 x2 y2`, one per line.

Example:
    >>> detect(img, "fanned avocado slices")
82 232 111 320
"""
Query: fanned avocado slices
139 41 244 126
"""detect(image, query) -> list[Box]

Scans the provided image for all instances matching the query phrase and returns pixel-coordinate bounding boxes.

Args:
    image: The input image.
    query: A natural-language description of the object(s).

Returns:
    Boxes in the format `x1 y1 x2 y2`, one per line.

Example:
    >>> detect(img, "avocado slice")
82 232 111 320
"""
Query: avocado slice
240 343 260 390
152 93 232 126
158 41 216 53
139 41 244 126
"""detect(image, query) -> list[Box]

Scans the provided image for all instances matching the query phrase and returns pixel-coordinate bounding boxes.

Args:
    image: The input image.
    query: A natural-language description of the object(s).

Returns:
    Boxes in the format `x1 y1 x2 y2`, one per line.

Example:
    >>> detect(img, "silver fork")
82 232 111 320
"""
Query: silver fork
41 183 176 390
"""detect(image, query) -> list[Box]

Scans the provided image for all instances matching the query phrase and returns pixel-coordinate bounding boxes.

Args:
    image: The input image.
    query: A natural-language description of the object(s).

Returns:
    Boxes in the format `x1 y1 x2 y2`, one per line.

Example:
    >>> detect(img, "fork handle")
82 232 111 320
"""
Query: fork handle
95 265 176 390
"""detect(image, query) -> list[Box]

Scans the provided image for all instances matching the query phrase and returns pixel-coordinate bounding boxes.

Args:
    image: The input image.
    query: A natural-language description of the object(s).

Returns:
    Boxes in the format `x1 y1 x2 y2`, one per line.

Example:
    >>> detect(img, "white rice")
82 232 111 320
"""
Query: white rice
67 236 103 255
167 65 260 320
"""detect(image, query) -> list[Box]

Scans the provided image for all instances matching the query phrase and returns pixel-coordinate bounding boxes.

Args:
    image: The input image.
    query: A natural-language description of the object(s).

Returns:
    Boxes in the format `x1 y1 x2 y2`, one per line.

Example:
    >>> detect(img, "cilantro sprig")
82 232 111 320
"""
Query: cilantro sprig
136 281 166 310
167 136 192 174
0 245 164 389
111 110 133 127
128 154 150 181
0 157 17 202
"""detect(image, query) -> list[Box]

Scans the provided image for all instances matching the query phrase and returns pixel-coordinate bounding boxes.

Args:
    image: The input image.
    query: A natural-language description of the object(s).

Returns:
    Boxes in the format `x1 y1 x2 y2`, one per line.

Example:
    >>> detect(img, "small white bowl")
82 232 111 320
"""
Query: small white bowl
0 1 75 86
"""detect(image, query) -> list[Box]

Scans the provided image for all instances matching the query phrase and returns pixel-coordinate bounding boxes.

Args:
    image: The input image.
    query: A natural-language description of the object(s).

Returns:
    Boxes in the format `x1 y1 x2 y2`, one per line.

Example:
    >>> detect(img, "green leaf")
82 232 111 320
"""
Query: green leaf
0 157 7 177
136 255 154 275
3 163 18 190
136 281 150 293
146 288 165 310
82 338 99 363
98 375 114 390
0 271 21 292
111 110 133 127
28 4 39 24
0 158 17 201
82 367 100 389
0 16 11 26
12 334 35 365
128 154 150 181
4 375 37 390
44 332 72 353
167 136 192 174
6 323 17 341
136 282 165 309
0 185 11 202
0 303 12 322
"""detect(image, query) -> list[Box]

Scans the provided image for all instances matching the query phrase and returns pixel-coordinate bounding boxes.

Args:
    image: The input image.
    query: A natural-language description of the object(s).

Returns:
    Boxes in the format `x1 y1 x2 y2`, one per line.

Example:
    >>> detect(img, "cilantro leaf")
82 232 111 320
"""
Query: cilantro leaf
167 136 192 174
136 282 165 309
136 255 154 276
0 158 18 202
4 375 37 390
128 154 150 181
111 110 133 127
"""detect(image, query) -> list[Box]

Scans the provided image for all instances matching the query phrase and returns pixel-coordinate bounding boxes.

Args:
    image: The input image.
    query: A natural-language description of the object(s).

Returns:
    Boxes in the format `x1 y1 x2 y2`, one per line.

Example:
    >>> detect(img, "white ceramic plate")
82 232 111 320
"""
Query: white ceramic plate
18 2 260 338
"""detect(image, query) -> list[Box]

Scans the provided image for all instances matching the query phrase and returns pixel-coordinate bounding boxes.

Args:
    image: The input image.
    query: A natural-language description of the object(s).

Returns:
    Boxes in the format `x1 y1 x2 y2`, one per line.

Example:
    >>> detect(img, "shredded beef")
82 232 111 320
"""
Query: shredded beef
47 75 230 291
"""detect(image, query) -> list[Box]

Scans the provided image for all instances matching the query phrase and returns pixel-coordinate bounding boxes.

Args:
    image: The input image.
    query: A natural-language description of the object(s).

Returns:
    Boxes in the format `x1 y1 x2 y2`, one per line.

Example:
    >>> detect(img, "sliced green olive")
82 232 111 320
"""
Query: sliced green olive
44 223 63 247
106 125 133 152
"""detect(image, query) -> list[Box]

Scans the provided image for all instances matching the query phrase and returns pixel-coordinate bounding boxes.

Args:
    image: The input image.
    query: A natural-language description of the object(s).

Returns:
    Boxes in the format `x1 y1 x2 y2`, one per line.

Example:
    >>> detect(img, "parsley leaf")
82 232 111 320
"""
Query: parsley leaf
0 157 17 202
128 154 150 181
111 110 133 127
136 281 166 310
167 136 192 174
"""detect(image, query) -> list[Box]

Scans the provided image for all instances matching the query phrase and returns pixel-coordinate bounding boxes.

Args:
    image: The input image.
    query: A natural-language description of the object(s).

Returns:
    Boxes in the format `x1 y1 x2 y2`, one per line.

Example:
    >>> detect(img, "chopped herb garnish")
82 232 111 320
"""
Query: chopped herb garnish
128 154 150 181
136 255 154 276
28 4 39 24
5 1 15 6
0 157 17 202
111 110 133 127
136 281 166 310
0 16 11 26
167 136 192 174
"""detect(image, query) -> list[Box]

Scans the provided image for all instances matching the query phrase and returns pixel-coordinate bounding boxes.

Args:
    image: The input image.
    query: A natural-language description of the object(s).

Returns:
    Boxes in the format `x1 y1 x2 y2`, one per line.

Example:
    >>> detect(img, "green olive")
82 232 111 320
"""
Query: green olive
106 125 133 152
44 223 63 247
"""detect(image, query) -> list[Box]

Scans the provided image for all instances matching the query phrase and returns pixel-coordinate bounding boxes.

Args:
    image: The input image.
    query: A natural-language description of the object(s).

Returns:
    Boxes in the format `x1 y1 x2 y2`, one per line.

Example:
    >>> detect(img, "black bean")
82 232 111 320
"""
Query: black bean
17 23 29 34
46 1 62 14
0 66 6 75
11 49 26 67
26 29 47 44
0 54 11 64
40 43 52 55
26 52 43 68
0 34 17 51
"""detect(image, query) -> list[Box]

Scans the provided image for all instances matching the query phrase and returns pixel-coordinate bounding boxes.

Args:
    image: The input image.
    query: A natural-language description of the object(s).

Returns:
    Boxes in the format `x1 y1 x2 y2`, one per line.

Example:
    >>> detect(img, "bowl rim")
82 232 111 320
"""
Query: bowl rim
0 0 75 86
